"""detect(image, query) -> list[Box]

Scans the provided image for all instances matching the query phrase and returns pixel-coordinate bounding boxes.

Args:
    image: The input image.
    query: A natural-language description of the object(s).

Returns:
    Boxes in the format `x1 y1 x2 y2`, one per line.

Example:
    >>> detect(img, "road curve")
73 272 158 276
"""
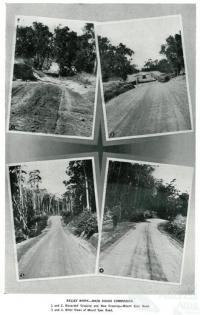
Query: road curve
100 218 183 283
106 77 191 137
18 216 96 279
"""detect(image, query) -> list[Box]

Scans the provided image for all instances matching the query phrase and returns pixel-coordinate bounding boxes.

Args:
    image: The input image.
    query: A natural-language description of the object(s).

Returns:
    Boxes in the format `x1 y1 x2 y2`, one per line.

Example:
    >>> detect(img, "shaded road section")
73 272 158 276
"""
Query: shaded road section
18 216 96 279
106 76 191 137
100 218 183 283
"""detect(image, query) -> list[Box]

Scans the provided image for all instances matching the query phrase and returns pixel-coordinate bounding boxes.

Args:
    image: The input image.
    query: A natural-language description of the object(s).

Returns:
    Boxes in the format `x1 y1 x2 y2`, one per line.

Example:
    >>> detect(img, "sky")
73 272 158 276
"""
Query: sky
152 164 193 193
16 15 89 35
21 159 70 197
96 15 182 69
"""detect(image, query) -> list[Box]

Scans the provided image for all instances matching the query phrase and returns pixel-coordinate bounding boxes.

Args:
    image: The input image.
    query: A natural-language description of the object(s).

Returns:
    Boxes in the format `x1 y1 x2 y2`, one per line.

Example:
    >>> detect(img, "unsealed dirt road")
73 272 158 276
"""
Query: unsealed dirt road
106 76 191 137
18 216 96 279
100 218 183 282
9 80 95 137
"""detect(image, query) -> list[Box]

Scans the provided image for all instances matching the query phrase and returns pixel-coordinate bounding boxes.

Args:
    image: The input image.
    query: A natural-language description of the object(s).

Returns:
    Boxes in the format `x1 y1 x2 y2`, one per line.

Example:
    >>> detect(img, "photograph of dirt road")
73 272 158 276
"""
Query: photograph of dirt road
8 158 99 280
8 16 97 138
96 15 192 139
99 158 193 283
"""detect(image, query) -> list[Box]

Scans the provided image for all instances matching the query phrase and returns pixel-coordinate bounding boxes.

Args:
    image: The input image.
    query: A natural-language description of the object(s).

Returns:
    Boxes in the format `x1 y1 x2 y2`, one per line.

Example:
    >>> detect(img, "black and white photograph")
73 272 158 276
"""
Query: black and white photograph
8 16 98 138
8 158 99 280
98 158 193 283
96 15 193 140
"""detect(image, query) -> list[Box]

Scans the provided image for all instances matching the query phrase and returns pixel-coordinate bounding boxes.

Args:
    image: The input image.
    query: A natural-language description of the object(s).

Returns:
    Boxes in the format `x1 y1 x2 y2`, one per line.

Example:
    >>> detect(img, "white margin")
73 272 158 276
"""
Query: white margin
6 15 99 141
95 14 194 141
96 156 194 285
7 155 100 282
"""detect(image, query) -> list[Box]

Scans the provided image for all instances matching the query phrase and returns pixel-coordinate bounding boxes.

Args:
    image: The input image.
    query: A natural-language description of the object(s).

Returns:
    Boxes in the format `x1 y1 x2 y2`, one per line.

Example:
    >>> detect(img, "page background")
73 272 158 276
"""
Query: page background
5 3 195 294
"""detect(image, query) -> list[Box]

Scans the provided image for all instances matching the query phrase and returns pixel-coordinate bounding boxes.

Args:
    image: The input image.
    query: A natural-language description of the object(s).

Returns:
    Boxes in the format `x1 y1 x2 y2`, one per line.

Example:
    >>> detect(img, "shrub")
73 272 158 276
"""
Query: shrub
61 211 73 225
104 81 135 102
28 214 48 238
15 229 27 243
68 210 98 239
13 63 37 81
129 210 145 222
163 214 186 243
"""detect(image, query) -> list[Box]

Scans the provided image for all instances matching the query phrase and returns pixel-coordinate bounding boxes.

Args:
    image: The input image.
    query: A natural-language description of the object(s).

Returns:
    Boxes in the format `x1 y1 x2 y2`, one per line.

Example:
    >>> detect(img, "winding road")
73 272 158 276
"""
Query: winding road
100 218 183 283
18 216 96 279
106 76 191 138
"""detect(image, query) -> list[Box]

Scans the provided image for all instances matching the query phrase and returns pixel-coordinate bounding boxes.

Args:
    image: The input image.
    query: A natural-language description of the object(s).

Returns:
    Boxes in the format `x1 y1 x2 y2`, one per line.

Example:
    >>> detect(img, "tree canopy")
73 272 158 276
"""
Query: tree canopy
15 21 96 76
142 32 184 75
141 58 174 73
9 160 97 243
160 33 184 75
105 161 189 227
98 36 137 81
63 160 96 215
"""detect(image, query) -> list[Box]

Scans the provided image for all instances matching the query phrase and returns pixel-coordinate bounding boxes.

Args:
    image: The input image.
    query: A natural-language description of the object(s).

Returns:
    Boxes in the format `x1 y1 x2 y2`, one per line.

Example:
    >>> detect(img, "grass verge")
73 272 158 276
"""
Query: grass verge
100 221 136 252
103 80 135 102
158 218 185 247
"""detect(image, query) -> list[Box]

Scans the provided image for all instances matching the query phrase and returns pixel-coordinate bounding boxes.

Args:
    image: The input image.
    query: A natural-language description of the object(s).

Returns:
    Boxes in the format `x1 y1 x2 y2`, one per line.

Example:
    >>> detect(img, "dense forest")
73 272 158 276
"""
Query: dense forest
9 160 97 243
15 20 96 76
98 31 184 81
104 161 189 242
61 160 98 239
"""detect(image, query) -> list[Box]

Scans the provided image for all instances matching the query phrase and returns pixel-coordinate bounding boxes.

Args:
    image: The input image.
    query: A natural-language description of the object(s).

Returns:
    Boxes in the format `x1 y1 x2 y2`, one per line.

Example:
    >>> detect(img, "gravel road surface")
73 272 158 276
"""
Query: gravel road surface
100 218 183 283
18 216 96 279
9 80 94 136
106 77 191 138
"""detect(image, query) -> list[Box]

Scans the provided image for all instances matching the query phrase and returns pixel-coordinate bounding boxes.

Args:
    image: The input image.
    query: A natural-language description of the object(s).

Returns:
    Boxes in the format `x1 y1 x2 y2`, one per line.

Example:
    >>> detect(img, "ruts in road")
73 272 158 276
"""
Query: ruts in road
9 81 94 137
100 218 183 283
106 76 192 138
18 216 96 279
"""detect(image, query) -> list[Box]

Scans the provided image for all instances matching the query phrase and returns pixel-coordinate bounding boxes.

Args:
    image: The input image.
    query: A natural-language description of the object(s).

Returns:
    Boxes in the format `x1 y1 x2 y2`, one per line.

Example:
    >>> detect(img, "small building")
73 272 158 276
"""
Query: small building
127 71 155 84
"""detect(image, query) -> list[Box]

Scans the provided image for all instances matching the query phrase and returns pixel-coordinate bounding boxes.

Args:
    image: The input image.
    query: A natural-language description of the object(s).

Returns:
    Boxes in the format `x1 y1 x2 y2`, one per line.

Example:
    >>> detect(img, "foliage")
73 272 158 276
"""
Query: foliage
53 26 78 76
104 81 135 102
73 23 96 74
160 33 184 75
15 20 96 76
129 209 146 222
16 22 53 70
98 36 136 81
61 160 97 238
63 160 96 216
142 32 184 75
142 58 174 73
61 210 73 226
9 160 97 243
162 214 186 243
68 209 98 239
13 63 37 81
9 166 49 242
28 169 42 189
104 161 189 228
28 214 49 238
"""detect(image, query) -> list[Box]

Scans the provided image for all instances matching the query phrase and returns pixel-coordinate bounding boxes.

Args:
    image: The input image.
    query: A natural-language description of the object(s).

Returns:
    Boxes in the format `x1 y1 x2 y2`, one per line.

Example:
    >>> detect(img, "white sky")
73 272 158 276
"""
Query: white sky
152 164 193 194
21 159 70 197
16 15 90 35
96 15 182 69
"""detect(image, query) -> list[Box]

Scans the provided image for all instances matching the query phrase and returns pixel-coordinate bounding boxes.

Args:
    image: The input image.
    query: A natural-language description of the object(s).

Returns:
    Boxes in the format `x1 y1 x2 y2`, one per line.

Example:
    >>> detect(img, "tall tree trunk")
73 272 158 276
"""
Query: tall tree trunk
83 164 90 212
93 58 97 75
114 163 122 206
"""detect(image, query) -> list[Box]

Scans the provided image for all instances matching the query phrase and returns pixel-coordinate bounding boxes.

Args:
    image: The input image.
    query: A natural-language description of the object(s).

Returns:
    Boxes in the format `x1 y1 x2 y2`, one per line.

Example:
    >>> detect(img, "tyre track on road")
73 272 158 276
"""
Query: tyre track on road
100 218 183 282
